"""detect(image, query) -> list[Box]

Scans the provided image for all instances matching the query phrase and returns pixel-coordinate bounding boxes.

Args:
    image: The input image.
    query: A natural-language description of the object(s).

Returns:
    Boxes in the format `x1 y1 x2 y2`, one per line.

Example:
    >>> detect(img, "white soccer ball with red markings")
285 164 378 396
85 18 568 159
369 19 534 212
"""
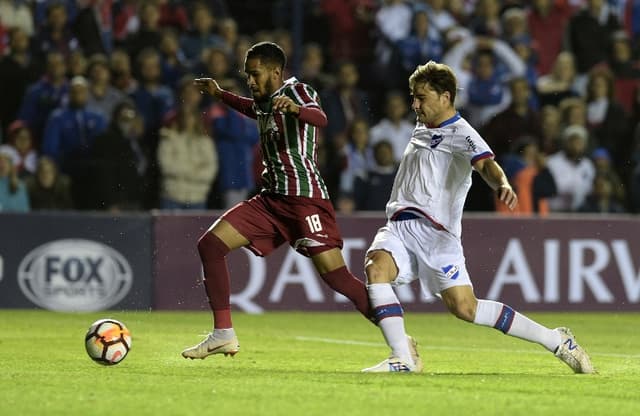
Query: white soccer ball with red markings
85 319 132 365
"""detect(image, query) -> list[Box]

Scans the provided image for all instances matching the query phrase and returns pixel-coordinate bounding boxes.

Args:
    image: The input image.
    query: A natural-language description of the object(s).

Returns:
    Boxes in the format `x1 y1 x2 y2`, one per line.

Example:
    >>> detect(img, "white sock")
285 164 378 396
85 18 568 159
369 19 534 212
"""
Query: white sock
368 283 412 363
473 299 561 352
213 328 235 340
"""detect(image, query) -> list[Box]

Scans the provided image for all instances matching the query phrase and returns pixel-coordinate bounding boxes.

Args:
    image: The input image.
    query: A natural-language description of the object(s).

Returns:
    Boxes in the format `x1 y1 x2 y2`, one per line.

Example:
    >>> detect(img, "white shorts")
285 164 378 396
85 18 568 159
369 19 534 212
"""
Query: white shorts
367 218 473 297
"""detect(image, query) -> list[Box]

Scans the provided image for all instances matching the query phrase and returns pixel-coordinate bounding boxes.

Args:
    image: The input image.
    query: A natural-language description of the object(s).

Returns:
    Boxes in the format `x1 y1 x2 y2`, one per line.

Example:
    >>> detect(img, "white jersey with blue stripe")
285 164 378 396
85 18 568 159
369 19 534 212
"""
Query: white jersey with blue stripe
385 112 494 238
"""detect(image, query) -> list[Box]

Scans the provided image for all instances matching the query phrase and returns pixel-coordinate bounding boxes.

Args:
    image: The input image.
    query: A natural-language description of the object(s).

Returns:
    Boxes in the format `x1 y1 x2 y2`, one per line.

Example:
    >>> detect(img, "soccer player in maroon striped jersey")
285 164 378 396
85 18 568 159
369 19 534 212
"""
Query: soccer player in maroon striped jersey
181 42 423 364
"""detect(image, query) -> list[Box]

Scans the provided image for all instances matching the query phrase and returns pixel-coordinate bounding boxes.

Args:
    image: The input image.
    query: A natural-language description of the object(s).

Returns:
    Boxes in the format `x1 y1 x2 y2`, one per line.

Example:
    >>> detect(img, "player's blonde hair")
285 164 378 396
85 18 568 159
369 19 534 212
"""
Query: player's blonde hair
409 61 457 105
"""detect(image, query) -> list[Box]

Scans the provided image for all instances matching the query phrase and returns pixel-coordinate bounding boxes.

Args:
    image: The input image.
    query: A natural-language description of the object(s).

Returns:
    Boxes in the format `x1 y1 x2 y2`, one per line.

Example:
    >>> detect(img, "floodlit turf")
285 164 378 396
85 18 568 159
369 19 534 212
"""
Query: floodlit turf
1 310 639 416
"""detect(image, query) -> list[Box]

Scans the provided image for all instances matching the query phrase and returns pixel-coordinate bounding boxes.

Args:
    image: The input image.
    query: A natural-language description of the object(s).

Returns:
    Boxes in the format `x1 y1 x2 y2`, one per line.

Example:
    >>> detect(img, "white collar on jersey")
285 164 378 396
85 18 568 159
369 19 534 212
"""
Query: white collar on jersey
425 112 461 128
254 78 299 115
271 77 298 98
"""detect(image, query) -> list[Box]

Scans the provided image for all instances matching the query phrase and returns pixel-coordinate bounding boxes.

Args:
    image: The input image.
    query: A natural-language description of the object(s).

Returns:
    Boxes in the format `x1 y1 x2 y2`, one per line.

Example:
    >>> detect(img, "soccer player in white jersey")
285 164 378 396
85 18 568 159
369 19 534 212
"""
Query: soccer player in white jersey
362 61 595 373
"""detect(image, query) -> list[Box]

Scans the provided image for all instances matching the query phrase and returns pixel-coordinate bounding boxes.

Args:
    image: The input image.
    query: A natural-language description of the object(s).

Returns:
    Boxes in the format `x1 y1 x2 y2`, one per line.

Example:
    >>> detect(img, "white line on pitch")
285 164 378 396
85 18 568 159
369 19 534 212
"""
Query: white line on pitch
295 336 383 347
294 336 640 359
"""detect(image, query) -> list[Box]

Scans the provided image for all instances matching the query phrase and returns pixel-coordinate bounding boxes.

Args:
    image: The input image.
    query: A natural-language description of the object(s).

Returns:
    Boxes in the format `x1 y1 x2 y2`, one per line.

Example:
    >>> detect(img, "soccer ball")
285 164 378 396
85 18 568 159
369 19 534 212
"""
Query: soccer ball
84 318 132 365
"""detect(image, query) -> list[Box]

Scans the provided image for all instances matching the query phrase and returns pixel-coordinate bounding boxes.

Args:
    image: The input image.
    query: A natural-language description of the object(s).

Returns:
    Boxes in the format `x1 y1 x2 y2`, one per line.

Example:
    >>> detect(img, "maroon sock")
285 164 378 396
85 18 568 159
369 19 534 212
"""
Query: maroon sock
197 232 233 329
320 266 375 323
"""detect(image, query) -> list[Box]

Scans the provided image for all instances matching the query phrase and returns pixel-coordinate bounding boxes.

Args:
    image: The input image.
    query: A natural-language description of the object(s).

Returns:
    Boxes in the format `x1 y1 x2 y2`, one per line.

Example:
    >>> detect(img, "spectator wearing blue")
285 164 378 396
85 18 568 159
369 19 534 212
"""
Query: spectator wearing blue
41 75 107 208
205 80 259 209
509 34 539 109
501 7 538 103
591 146 626 205
321 61 370 142
444 35 525 128
32 0 77 31
129 48 175 138
180 3 225 68
18 51 69 144
443 36 526 128
337 118 375 213
159 28 188 90
467 47 517 128
396 11 443 78
86 54 126 124
0 149 29 212
413 0 457 34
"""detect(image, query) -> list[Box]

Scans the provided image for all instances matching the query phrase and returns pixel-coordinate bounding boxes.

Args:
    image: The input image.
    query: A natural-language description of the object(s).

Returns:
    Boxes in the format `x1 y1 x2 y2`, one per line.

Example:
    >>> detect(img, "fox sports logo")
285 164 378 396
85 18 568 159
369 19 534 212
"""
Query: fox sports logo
18 239 133 312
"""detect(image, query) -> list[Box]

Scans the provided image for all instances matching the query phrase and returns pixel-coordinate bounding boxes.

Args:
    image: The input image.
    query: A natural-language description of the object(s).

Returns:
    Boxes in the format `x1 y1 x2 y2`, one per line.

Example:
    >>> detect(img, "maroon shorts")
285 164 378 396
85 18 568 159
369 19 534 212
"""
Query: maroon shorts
219 192 343 257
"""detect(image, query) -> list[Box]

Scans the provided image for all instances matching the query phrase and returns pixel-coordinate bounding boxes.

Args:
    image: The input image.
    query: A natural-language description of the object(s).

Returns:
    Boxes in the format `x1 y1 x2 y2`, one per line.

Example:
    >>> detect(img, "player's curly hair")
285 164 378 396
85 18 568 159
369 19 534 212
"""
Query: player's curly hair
246 42 286 71
409 61 457 105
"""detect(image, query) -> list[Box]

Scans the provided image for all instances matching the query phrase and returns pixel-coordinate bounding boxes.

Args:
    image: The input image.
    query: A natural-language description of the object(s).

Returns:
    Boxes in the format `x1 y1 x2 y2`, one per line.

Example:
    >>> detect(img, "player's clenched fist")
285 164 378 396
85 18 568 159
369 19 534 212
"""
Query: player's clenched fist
272 95 300 115
194 78 222 97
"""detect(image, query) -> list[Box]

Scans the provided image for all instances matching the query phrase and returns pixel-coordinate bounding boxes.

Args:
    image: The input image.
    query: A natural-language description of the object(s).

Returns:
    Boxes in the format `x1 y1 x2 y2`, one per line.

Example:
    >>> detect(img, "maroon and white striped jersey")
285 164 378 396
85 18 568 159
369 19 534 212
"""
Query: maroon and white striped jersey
220 77 330 199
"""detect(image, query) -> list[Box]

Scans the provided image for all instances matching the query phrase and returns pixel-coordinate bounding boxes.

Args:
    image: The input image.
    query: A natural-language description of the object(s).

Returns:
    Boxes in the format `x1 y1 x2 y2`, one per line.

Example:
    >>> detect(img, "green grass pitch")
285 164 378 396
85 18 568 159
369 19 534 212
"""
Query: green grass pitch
1 310 639 416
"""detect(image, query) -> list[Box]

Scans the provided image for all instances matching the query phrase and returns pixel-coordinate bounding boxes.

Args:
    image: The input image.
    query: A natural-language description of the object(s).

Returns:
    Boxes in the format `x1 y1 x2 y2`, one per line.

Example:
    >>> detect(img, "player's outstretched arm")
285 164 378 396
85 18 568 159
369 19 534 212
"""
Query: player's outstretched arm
194 78 223 98
474 157 518 210
195 77 256 118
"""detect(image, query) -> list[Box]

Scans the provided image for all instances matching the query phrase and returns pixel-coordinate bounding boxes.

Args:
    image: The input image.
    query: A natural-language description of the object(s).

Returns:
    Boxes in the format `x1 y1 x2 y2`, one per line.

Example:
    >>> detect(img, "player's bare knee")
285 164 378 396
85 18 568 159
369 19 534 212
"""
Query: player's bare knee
364 261 384 284
364 256 393 284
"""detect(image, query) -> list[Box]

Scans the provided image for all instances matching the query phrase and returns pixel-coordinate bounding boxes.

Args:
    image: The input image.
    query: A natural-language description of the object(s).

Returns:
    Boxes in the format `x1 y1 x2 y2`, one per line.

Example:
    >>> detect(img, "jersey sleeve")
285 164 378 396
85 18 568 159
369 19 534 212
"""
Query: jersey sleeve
283 83 327 127
286 83 322 109
220 90 257 119
451 130 494 165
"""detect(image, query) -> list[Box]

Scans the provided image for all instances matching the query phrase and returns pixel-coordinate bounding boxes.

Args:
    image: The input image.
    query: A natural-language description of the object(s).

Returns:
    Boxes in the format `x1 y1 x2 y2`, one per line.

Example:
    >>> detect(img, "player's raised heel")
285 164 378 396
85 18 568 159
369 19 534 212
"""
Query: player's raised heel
362 336 423 373
554 327 595 374
407 335 424 372
181 332 240 360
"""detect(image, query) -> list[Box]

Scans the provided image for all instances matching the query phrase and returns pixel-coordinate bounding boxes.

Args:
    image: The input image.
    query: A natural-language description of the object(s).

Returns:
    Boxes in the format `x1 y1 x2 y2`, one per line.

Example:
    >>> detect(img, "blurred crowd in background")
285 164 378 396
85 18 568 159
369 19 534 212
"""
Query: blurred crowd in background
1 0 640 215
